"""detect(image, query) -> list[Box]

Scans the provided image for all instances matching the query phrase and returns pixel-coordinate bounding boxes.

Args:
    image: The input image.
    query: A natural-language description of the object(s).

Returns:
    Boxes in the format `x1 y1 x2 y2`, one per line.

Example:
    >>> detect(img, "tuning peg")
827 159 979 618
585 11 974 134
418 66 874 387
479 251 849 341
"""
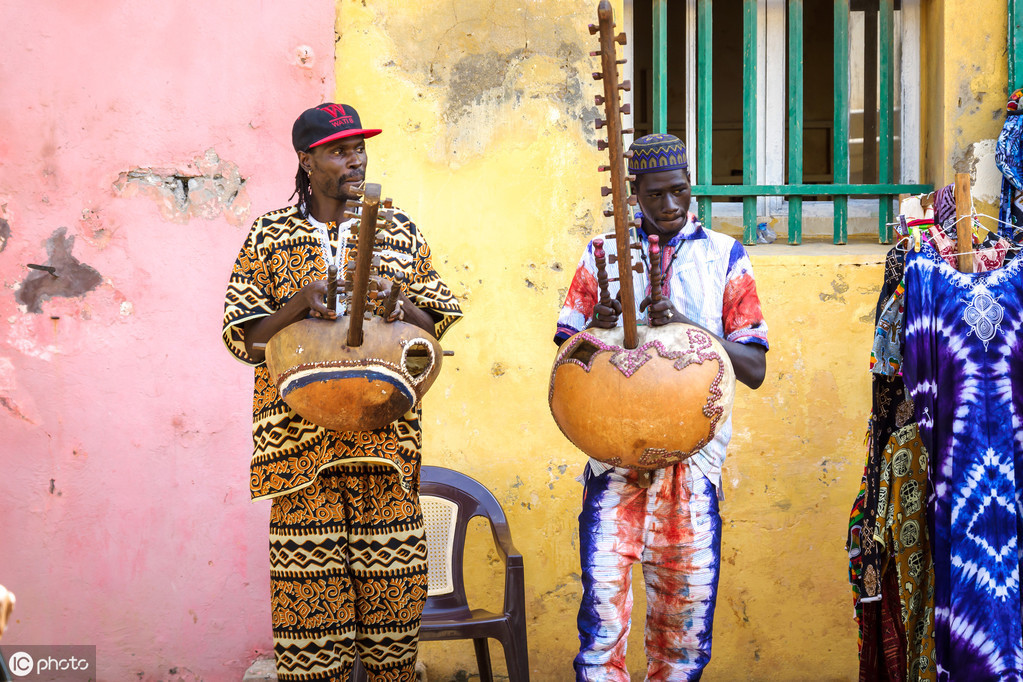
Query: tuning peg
383 197 393 208
621 104 631 115
595 118 606 130
597 140 609 150
589 50 600 57
603 209 614 217
616 33 627 45
592 72 603 81
624 151 635 159
608 254 618 265
344 211 360 220
594 95 605 106
628 196 638 206
632 262 644 274
633 217 642 229
598 165 610 172
349 186 365 198
622 128 635 135
616 59 627 65
618 80 632 91
382 281 401 317
626 175 637 182
601 187 613 196
588 24 598 34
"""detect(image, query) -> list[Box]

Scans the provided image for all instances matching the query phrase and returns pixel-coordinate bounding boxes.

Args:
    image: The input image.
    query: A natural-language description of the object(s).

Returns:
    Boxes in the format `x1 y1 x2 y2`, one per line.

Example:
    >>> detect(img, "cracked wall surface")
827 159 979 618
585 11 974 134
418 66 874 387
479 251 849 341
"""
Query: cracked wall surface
113 148 250 226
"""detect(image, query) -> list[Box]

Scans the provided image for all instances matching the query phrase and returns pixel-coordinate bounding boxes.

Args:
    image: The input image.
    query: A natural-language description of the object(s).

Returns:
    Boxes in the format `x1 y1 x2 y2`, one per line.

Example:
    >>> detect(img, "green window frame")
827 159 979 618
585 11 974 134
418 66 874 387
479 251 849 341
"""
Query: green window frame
647 0 932 245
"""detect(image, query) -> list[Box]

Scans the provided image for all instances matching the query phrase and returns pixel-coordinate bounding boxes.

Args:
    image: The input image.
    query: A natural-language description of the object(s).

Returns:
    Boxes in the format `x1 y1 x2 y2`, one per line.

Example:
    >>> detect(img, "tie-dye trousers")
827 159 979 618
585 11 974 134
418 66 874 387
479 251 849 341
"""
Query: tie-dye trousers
574 461 722 681
269 463 428 682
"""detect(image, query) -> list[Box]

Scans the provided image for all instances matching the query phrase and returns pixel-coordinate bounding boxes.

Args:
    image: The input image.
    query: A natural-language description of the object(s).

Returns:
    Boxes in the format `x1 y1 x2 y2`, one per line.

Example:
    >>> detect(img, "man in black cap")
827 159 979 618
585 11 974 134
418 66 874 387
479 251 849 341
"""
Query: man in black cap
223 103 462 681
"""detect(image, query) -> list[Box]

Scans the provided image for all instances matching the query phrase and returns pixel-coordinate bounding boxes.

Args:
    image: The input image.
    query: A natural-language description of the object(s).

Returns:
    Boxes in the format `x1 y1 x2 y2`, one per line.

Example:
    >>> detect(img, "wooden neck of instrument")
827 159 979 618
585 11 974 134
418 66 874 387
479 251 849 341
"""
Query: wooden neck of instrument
595 0 638 348
346 183 382 347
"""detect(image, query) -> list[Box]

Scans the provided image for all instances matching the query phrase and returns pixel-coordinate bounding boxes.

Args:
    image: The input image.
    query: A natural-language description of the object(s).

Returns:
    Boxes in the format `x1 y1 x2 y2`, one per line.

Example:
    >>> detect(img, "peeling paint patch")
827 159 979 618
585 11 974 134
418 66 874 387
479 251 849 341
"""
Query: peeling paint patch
113 148 250 225
819 276 849 304
16 227 102 314
965 139 1001 204
0 216 9 253
0 396 33 423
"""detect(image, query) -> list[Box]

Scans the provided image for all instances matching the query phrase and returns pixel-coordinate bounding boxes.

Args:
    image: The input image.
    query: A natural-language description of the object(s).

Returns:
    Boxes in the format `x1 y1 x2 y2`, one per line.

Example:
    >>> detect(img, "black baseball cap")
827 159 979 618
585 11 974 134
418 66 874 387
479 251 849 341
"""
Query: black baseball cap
292 103 382 152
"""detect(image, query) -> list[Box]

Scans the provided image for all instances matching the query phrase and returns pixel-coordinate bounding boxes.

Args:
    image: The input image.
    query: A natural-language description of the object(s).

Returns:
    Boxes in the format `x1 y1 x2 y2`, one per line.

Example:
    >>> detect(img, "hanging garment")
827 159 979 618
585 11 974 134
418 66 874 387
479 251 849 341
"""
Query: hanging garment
997 89 1023 240
873 423 937 682
858 567 909 682
903 243 1023 680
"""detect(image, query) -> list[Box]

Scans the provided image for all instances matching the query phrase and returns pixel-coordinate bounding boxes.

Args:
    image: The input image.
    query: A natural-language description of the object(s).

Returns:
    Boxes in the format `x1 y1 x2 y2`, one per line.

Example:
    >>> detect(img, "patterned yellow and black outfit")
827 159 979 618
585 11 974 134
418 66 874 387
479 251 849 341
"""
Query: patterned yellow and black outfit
223 204 461 681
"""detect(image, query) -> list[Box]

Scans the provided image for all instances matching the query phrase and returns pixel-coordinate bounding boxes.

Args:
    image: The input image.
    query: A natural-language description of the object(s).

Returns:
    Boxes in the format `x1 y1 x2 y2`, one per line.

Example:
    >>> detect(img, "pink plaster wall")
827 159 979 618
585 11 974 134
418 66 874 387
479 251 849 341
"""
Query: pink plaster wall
0 2 335 678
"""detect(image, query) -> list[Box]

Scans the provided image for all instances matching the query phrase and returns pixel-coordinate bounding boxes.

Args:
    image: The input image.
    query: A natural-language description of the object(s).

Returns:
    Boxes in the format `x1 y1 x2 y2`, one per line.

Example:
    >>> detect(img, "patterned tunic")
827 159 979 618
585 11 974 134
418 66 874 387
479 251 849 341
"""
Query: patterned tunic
903 243 1023 680
222 204 462 500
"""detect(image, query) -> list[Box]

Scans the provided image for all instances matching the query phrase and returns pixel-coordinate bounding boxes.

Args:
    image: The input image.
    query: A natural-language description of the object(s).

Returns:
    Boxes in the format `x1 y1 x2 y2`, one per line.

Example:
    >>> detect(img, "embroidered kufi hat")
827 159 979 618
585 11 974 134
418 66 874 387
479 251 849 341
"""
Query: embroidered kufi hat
628 133 689 175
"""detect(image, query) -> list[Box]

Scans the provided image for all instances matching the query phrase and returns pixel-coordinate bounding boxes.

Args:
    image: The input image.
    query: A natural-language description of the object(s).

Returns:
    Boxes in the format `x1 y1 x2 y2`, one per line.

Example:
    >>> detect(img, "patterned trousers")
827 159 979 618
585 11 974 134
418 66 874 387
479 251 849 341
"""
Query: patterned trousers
269 463 428 682
575 461 722 682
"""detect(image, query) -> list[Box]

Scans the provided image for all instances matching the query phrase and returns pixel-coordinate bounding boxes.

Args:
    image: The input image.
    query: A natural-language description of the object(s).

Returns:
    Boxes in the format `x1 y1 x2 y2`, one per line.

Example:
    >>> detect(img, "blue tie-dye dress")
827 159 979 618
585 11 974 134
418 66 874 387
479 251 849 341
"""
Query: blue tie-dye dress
903 243 1023 680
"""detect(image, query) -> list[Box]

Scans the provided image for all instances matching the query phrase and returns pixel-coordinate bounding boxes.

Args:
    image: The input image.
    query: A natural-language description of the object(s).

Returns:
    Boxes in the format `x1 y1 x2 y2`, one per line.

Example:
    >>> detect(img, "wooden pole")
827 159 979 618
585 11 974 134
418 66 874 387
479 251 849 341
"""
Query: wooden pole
954 173 974 273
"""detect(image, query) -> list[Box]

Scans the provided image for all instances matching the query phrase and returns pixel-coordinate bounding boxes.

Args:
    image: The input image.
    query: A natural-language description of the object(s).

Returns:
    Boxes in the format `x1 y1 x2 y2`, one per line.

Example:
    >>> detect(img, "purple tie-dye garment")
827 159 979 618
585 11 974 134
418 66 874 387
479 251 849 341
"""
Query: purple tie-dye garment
903 244 1023 681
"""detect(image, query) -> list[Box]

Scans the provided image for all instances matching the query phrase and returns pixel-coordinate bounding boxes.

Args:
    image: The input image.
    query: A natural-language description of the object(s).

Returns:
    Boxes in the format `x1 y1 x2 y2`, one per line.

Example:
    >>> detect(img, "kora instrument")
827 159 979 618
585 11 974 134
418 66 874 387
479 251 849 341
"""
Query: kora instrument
548 0 736 469
265 183 444 432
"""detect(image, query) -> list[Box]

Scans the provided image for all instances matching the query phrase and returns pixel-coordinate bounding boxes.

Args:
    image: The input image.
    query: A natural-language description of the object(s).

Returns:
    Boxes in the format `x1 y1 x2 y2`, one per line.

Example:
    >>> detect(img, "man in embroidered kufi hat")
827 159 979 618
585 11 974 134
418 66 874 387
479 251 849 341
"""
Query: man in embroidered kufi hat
555 133 769 680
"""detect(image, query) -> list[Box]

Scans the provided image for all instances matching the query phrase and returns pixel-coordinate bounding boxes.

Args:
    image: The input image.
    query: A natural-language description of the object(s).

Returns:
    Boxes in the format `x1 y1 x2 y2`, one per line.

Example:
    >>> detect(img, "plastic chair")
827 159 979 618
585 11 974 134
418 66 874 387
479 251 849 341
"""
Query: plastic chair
418 465 529 682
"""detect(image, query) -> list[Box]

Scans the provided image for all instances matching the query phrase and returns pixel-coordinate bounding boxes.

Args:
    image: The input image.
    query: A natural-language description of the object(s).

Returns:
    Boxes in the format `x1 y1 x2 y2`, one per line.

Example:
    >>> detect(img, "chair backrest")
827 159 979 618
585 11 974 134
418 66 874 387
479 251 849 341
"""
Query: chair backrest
419 465 511 619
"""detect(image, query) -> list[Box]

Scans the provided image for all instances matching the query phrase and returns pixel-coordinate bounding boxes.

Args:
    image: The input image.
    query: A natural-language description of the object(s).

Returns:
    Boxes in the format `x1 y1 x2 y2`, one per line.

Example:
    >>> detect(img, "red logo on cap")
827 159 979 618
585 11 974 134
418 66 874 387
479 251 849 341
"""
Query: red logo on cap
320 104 355 127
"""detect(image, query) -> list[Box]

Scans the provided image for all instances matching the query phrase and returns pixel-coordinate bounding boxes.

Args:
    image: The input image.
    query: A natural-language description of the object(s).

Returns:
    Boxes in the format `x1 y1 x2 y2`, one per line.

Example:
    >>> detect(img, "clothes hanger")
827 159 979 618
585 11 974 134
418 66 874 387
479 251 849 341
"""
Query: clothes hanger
967 212 1023 245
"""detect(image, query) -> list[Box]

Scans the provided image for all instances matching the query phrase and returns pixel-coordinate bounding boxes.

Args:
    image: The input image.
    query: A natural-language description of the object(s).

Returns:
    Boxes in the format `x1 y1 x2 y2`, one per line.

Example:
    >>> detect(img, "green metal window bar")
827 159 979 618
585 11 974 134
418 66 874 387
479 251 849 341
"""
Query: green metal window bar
1011 0 1023 93
650 0 933 245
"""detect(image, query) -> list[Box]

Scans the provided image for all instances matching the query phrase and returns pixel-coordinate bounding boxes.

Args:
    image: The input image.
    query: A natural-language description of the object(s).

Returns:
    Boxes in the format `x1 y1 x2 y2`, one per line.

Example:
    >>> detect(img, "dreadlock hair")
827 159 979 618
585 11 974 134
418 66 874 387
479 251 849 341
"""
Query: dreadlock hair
291 165 312 218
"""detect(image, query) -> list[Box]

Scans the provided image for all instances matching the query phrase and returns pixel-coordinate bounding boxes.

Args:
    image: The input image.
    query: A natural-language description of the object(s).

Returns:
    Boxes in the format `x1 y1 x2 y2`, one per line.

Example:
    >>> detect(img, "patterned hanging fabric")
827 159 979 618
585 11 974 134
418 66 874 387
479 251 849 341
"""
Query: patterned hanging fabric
903 243 1023 680
997 88 1023 241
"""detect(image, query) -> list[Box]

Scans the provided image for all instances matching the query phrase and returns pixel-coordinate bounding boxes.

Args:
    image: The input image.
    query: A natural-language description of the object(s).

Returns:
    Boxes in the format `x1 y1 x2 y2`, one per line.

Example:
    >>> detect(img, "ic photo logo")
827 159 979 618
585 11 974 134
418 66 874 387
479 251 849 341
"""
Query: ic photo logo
8 650 33 676
3 646 94 680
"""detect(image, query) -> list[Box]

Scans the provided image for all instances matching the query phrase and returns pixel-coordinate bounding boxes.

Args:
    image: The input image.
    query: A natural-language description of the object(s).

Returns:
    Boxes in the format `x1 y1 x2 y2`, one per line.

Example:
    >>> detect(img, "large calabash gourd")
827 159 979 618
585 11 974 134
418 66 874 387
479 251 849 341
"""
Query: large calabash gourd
549 324 735 469
263 182 444 432
265 317 442 432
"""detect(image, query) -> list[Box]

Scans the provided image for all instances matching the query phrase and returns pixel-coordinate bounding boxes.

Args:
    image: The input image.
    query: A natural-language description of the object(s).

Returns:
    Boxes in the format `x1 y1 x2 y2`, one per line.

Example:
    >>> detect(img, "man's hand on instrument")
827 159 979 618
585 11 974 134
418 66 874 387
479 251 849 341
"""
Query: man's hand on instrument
640 296 690 327
305 278 341 320
588 297 622 329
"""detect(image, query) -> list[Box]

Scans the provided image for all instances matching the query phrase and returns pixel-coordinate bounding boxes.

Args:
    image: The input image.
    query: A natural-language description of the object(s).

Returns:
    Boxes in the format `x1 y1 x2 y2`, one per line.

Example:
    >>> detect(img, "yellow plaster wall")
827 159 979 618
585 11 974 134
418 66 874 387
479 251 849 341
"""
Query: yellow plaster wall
922 0 1008 218
335 1 889 678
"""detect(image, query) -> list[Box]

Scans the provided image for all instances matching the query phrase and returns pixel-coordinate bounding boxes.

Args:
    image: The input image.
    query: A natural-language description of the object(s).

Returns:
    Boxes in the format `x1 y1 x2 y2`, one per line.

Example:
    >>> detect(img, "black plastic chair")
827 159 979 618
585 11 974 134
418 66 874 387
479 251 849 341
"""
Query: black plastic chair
418 465 529 682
